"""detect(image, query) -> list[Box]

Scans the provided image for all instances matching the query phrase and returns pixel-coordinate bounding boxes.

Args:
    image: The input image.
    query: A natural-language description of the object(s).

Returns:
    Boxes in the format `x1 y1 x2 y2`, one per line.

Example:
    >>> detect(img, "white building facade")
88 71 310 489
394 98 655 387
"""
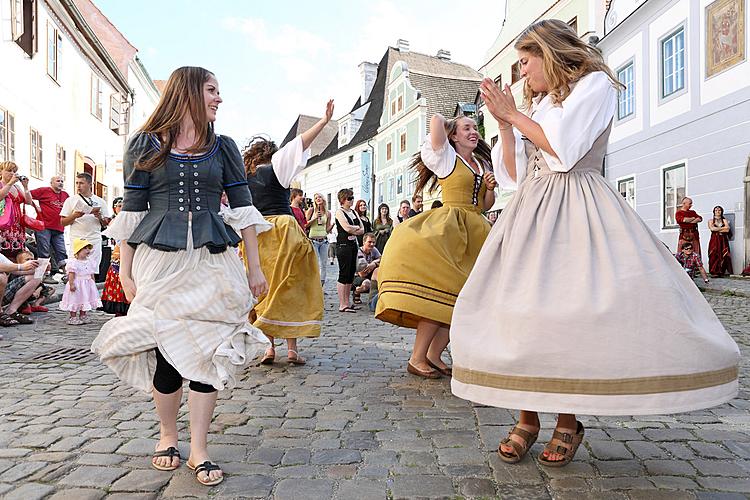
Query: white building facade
601 0 750 272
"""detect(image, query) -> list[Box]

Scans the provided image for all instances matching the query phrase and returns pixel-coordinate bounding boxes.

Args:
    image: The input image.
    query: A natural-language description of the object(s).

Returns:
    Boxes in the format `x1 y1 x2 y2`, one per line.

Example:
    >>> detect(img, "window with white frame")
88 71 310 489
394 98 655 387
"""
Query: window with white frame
661 27 685 98
386 142 392 161
91 74 103 120
397 95 403 112
387 177 394 201
30 128 43 179
13 0 37 57
617 177 635 209
662 164 685 229
617 62 634 119
0 107 16 162
47 21 62 82
378 182 384 204
55 145 65 178
397 174 403 194
10 0 23 40
399 132 407 153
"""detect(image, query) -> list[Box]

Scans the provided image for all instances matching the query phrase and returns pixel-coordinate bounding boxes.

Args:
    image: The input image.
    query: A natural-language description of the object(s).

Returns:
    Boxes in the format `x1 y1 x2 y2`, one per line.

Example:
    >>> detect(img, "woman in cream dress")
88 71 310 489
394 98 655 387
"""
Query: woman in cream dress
449 20 740 467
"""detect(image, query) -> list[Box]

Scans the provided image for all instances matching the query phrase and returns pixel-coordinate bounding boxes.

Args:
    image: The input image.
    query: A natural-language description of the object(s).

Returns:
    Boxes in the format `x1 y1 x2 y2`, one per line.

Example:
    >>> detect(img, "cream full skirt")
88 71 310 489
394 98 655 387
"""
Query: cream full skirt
450 170 740 415
91 237 270 393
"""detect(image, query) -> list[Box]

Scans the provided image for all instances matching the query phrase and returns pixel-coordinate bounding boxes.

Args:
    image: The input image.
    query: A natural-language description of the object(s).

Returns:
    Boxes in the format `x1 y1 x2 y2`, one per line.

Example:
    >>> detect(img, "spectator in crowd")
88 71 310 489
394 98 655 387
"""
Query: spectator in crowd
289 188 307 230
60 172 111 272
101 197 130 317
60 238 101 325
373 203 393 253
354 199 372 246
0 161 34 258
305 193 334 286
16 250 52 314
676 197 702 256
352 232 381 304
408 193 424 217
0 252 41 329
431 200 443 209
675 242 709 284
30 175 69 281
335 188 363 313
707 205 733 277
487 210 499 225
394 199 411 225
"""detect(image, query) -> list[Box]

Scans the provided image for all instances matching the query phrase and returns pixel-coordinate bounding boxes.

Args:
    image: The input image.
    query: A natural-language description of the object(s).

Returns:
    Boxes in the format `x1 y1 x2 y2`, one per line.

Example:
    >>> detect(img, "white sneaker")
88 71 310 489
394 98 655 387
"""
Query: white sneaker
67 317 82 325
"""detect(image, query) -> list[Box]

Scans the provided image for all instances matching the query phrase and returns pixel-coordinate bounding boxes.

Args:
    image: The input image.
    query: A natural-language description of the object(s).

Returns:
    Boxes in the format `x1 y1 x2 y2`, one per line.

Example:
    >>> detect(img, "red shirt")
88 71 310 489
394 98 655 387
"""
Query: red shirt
675 209 700 231
291 206 307 230
30 187 70 232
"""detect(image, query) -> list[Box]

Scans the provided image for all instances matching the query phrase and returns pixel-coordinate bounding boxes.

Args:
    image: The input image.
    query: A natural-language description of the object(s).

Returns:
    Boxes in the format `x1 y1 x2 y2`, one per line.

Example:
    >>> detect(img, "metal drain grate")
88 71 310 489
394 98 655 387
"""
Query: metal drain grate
27 347 94 363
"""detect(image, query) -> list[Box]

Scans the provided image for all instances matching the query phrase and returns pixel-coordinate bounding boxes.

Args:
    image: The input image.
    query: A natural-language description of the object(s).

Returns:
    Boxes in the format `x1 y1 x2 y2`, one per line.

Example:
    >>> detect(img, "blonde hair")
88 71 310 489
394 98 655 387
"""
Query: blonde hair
0 161 18 173
515 19 623 110
313 193 327 211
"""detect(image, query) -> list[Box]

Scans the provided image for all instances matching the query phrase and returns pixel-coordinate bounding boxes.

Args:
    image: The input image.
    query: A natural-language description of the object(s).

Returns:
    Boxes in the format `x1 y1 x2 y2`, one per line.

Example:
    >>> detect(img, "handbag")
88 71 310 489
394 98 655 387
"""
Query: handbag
0 196 15 230
22 201 45 232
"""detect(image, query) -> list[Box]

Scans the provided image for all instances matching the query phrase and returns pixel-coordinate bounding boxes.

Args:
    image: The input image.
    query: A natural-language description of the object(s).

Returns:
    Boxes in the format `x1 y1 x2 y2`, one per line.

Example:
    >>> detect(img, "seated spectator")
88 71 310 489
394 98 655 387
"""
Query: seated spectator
352 233 381 304
675 242 709 284
0 253 41 330
16 250 52 314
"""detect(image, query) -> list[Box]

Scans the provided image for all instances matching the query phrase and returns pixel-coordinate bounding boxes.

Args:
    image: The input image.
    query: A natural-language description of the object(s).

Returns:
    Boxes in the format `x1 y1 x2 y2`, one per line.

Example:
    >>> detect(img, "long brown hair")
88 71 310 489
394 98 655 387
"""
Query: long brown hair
243 136 278 176
136 67 216 171
377 203 392 225
515 19 623 111
410 116 492 195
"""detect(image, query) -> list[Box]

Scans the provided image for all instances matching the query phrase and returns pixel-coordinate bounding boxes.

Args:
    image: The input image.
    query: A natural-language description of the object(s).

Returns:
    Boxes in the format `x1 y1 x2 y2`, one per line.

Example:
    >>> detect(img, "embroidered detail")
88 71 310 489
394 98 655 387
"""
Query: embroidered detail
223 181 248 188
148 134 222 163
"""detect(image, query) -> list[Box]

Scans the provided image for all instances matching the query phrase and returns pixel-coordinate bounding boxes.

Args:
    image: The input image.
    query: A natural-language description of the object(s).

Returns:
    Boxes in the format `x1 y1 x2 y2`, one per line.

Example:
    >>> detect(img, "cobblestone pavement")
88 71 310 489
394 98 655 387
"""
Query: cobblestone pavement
0 270 748 499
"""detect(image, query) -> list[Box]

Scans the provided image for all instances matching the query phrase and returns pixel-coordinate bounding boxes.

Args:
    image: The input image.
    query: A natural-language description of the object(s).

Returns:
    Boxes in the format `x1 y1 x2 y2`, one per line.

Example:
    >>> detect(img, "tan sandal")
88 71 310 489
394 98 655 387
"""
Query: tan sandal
260 347 275 365
538 421 585 467
498 425 539 463
287 349 306 365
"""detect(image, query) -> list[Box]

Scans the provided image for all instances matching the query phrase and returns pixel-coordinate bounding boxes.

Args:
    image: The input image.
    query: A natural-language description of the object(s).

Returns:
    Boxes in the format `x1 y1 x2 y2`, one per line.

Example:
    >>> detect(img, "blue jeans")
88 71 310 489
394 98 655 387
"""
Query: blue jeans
35 229 68 269
311 239 329 284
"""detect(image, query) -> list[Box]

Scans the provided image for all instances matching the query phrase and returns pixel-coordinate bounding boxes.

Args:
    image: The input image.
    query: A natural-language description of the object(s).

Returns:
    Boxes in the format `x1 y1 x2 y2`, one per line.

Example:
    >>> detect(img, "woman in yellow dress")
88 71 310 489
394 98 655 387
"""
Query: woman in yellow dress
375 113 496 378
238 100 334 365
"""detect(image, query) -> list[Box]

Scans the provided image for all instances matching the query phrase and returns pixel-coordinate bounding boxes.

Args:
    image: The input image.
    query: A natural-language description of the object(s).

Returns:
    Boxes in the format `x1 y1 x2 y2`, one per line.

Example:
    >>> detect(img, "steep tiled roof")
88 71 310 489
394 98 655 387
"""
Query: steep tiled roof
279 115 338 157
306 46 482 164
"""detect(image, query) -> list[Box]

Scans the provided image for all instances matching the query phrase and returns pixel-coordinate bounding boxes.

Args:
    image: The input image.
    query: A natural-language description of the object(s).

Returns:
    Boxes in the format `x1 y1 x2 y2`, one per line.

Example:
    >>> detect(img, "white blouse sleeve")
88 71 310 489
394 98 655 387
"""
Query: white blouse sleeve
537 71 617 172
102 211 147 243
491 128 527 191
220 205 273 235
420 134 457 178
271 136 311 189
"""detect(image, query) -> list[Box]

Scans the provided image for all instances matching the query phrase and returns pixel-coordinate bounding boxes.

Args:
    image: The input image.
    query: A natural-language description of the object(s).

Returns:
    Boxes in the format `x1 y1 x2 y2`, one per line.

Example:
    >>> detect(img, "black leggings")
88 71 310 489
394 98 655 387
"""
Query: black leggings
153 348 216 394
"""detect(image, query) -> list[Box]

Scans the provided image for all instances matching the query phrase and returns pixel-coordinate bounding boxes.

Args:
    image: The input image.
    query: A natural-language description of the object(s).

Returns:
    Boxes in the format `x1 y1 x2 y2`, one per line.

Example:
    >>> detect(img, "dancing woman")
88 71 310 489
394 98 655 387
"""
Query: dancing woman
242 100 334 365
450 20 740 467
375 113 495 378
92 67 272 486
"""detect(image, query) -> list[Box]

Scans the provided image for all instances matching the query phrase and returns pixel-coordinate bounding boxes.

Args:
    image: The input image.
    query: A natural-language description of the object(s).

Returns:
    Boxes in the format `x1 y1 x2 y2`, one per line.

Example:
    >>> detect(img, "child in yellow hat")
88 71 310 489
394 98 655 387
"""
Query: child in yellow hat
60 238 101 325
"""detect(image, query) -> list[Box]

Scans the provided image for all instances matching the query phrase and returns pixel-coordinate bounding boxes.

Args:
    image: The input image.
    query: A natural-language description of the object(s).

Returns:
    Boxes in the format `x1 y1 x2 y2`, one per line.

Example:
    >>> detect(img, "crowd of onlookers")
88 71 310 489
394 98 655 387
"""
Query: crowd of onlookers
0 160 115 334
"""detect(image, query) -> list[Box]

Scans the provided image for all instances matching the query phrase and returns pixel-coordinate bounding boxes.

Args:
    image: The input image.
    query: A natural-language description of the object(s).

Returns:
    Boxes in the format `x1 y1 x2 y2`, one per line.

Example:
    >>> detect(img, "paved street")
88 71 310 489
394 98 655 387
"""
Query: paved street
0 272 748 500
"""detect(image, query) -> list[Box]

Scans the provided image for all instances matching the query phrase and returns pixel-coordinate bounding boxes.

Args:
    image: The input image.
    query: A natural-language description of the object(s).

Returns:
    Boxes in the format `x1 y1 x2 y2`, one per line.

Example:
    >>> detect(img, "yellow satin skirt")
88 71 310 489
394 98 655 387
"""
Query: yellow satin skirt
241 215 323 338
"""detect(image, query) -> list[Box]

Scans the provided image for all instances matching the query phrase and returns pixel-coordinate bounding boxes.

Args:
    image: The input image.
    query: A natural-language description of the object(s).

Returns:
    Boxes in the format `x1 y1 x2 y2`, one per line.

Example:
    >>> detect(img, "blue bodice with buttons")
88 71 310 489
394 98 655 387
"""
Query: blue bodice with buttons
121 132 253 253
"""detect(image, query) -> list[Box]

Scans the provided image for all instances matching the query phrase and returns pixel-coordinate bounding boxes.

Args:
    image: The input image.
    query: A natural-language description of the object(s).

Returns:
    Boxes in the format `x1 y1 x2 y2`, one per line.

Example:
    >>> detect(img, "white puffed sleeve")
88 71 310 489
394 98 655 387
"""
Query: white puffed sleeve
220 205 273 235
271 136 311 189
491 128 527 191
536 71 617 172
103 211 147 243
420 135 457 178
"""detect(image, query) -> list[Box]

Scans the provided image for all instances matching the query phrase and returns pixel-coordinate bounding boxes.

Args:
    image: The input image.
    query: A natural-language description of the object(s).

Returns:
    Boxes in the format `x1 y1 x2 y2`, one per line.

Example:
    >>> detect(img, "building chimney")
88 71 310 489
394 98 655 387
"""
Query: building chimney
359 61 378 104
397 39 410 52
436 49 451 60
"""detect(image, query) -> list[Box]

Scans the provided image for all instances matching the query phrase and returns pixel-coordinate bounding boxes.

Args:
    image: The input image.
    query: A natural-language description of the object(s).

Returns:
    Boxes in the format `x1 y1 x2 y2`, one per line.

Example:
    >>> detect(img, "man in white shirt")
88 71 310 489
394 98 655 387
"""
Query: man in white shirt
60 172 111 272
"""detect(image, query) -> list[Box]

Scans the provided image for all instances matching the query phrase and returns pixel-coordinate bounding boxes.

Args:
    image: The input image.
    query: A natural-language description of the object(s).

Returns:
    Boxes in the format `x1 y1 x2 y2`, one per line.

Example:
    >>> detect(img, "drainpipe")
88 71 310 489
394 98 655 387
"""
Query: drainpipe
367 139 376 219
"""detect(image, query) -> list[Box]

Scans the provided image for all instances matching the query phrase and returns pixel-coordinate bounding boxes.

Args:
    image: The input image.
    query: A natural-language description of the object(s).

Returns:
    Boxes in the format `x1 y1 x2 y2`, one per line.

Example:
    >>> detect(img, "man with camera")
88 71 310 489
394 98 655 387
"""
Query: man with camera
60 172 111 272
31 175 70 282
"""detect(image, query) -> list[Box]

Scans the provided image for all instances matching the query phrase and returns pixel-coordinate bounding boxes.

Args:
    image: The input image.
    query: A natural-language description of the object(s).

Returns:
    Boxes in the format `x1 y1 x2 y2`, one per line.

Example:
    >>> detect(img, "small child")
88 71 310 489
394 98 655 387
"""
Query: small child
16 250 53 314
60 238 102 325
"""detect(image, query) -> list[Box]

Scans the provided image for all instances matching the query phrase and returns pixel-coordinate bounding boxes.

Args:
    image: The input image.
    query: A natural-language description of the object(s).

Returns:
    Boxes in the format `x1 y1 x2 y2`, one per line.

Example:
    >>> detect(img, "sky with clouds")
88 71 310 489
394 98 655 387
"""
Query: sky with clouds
97 0 507 146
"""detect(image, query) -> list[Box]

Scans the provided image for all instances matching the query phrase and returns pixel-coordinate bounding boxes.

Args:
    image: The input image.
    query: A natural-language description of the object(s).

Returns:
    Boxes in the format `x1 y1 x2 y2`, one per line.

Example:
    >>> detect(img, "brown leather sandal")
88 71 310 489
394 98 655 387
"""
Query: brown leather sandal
498 425 539 463
538 421 585 467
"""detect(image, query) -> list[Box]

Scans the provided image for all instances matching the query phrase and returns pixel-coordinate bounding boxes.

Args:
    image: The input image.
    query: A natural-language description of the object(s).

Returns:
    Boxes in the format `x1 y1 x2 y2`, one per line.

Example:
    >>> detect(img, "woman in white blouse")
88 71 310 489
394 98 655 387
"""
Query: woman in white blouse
449 20 740 468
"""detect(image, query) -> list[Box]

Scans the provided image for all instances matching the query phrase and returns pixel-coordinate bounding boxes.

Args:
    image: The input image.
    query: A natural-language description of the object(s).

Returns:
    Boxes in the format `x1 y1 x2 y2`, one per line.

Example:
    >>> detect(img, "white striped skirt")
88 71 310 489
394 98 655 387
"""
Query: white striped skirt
91 238 271 393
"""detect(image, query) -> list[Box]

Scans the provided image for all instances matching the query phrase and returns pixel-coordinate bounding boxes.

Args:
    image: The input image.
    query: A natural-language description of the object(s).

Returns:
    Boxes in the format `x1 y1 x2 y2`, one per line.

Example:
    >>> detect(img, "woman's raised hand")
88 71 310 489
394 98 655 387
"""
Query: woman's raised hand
480 78 517 125
324 99 334 123
483 171 498 191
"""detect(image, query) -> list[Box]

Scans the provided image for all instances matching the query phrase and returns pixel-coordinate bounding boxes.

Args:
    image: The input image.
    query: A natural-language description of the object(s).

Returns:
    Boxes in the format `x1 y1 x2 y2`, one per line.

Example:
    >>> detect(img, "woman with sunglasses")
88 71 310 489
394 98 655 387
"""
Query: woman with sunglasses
335 189 363 313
